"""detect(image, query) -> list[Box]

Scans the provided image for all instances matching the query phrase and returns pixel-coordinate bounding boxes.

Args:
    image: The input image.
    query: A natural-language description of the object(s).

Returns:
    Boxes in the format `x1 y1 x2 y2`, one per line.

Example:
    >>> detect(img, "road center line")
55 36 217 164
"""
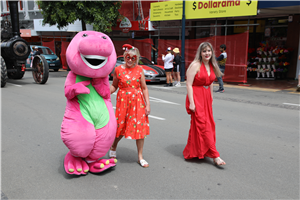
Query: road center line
112 107 165 120
283 103 300 106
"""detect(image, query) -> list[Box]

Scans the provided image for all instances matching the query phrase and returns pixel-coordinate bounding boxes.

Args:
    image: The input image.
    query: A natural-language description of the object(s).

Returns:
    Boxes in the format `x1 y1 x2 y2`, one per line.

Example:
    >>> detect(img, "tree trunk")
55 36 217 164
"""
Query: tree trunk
81 20 86 31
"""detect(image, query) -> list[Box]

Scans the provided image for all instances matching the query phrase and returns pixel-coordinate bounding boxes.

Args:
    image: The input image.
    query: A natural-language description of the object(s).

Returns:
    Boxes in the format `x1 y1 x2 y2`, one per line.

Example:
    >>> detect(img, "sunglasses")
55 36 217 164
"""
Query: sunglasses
125 55 137 61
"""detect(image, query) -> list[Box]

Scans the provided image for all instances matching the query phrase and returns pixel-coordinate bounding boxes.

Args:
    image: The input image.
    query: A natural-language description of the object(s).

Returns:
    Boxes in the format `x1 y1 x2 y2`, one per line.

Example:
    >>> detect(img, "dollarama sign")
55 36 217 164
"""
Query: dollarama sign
150 0 257 21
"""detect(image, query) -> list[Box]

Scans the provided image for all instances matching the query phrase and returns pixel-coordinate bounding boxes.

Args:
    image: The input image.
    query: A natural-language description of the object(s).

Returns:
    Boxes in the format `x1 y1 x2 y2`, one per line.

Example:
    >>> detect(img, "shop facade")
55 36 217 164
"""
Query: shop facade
110 1 300 81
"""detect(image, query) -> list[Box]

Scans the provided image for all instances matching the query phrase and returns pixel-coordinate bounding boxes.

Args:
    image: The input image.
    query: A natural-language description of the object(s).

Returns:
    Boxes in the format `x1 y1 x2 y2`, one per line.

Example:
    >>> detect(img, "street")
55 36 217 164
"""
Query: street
1 71 299 199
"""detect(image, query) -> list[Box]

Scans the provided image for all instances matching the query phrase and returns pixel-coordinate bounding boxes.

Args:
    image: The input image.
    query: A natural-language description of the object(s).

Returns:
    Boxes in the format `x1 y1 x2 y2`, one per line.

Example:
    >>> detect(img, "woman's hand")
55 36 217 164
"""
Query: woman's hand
145 105 151 116
189 103 196 113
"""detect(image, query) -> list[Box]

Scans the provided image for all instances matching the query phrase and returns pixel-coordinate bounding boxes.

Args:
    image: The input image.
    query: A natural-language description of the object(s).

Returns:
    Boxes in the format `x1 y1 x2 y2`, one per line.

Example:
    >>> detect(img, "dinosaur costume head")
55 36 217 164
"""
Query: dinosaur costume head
66 31 116 78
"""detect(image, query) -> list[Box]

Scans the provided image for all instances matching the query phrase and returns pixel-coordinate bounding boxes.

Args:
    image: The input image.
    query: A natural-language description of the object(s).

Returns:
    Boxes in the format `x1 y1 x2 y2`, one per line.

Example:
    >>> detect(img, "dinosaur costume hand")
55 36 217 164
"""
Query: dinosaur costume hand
65 80 91 100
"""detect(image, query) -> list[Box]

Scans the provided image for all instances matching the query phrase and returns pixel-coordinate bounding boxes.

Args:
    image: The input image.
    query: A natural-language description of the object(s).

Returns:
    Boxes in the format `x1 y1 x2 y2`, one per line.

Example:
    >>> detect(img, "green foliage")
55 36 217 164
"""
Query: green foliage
37 1 122 33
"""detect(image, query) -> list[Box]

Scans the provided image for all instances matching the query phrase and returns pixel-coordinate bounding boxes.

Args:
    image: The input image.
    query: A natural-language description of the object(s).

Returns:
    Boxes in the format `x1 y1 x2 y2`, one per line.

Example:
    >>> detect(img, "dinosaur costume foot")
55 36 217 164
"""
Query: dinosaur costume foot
88 158 117 173
64 152 89 175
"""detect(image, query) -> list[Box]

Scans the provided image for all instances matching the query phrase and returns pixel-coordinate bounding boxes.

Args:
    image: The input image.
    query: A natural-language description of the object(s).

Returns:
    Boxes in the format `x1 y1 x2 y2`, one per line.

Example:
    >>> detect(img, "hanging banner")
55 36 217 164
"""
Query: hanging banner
150 0 257 21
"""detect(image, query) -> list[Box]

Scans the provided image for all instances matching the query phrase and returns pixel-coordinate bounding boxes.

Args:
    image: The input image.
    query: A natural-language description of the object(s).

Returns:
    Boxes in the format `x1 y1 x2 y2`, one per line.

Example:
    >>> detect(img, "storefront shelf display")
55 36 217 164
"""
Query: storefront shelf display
247 44 293 80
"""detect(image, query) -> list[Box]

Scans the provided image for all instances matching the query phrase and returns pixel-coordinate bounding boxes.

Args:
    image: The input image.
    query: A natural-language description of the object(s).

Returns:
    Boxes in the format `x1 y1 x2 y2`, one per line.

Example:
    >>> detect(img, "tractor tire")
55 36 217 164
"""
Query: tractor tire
1 56 8 87
32 55 49 84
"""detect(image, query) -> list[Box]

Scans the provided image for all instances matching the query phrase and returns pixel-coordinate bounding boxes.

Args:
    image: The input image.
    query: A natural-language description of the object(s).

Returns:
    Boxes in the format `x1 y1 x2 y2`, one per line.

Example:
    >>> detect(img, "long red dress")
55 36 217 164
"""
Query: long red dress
183 62 220 159
114 65 150 140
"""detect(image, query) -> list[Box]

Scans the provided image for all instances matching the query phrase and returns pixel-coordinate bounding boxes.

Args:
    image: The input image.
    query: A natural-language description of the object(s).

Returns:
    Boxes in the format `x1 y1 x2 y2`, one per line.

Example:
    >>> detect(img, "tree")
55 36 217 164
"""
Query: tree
37 1 123 33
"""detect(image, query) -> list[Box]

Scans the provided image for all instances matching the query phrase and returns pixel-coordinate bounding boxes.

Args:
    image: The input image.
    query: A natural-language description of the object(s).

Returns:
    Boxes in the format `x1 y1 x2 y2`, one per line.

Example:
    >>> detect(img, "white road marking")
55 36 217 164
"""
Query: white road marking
283 103 300 107
112 93 180 105
148 115 166 120
112 107 165 120
149 97 180 105
7 83 22 87
150 86 172 89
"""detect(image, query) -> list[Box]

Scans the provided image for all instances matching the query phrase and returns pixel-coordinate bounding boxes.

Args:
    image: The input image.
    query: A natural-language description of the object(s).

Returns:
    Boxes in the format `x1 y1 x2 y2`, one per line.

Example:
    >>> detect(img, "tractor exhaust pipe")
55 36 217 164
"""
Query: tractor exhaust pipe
9 1 21 37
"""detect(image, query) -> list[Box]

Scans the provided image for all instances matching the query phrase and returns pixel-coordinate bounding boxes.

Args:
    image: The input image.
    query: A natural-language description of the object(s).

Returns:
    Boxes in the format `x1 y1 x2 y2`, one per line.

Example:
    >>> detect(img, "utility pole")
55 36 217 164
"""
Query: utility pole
180 1 186 82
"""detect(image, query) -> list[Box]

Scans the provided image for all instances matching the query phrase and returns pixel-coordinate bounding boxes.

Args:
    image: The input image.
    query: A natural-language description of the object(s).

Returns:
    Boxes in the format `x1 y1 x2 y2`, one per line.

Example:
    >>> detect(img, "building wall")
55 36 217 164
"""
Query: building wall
286 15 300 78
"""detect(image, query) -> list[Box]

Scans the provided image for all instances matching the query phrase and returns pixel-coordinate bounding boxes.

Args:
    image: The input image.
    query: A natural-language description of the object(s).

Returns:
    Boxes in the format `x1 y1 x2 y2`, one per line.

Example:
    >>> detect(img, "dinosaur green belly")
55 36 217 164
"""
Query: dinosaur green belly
76 75 109 129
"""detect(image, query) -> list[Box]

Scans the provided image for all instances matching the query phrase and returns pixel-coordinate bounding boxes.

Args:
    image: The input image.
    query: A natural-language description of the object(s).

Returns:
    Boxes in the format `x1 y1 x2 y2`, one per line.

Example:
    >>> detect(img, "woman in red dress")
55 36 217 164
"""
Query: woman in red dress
183 42 226 166
109 44 150 168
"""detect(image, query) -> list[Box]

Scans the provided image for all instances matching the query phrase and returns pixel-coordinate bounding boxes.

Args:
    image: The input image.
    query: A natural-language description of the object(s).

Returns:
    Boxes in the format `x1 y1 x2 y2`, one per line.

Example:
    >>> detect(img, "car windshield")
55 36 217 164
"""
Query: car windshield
139 57 152 65
34 47 54 55
117 57 125 62
40 47 54 55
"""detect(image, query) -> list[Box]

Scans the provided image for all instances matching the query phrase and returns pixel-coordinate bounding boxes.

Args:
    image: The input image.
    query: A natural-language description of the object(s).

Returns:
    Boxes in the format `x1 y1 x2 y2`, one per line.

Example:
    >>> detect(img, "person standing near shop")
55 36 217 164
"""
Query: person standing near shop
183 42 226 166
162 47 174 87
215 44 227 93
109 44 150 168
172 47 181 87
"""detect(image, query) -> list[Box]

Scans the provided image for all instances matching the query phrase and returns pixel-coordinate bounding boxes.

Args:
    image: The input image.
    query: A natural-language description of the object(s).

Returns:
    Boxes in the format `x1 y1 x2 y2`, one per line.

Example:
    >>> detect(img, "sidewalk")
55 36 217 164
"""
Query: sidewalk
219 78 299 93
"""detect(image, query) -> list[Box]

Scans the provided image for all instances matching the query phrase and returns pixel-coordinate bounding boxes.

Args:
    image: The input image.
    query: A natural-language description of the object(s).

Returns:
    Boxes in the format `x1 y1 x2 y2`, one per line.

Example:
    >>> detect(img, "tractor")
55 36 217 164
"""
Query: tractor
1 1 49 87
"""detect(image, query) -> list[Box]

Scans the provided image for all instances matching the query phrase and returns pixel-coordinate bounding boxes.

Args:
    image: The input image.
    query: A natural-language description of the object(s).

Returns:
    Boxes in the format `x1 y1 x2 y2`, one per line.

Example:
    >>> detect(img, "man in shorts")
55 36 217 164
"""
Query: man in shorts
162 47 174 87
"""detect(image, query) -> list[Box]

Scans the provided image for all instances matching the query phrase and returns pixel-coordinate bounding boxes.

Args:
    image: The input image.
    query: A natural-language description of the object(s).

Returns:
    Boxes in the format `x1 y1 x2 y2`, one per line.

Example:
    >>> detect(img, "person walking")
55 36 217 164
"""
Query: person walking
183 42 226 166
109 44 150 168
162 47 174 87
215 44 227 93
172 47 181 87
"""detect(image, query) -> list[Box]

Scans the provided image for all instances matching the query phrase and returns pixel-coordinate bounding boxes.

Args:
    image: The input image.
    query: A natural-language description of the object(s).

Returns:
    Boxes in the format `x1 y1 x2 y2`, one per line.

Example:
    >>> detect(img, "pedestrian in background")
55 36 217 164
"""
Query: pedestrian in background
184 42 226 166
162 47 174 87
216 44 227 93
110 44 150 168
172 47 181 87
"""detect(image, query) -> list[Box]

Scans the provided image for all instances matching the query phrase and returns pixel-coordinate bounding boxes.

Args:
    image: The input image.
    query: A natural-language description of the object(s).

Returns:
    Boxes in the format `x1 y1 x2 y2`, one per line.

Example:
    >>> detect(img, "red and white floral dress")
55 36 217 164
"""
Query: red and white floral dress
114 65 150 140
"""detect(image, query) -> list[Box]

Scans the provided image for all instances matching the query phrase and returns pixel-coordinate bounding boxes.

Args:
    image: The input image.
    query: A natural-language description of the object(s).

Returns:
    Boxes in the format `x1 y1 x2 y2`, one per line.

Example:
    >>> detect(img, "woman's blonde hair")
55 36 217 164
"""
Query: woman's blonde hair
189 42 223 77
123 47 140 66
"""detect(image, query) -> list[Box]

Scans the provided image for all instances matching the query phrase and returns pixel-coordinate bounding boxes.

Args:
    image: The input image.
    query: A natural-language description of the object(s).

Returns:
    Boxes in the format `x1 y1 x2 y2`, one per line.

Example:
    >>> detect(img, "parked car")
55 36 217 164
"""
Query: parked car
26 45 61 71
109 56 166 82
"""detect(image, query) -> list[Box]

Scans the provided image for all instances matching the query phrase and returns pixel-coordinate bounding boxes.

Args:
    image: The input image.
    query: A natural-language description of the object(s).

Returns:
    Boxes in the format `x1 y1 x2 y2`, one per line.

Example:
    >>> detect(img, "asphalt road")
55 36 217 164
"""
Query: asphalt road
1 71 299 199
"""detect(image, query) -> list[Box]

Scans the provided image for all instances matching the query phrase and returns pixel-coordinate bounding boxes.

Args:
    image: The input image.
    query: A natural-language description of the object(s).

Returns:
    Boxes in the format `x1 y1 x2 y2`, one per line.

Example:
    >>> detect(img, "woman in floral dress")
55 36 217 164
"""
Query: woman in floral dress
110 44 150 168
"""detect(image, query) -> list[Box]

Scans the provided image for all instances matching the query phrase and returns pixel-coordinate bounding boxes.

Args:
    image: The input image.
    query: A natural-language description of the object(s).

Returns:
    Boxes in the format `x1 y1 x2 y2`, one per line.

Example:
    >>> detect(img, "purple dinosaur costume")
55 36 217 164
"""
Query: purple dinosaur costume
61 31 117 175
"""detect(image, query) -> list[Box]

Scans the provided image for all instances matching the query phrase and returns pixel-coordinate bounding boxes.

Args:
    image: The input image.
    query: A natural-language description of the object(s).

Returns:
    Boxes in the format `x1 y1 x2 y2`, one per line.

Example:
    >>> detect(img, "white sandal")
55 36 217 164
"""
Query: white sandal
138 159 149 168
109 150 116 158
213 157 226 166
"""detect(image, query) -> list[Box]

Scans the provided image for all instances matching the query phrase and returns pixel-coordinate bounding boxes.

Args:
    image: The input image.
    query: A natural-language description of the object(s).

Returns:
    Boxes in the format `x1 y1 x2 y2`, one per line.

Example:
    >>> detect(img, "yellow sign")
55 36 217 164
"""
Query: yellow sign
151 0 257 21
150 1 183 21
233 20 265 33
186 0 257 20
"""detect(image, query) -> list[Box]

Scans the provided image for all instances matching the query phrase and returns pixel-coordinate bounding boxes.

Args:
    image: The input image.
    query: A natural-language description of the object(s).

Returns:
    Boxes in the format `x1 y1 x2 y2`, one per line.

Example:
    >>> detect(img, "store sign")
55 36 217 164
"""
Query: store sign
151 0 257 21
20 29 31 37
150 1 183 21
186 0 257 19
233 20 265 33
119 17 132 28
